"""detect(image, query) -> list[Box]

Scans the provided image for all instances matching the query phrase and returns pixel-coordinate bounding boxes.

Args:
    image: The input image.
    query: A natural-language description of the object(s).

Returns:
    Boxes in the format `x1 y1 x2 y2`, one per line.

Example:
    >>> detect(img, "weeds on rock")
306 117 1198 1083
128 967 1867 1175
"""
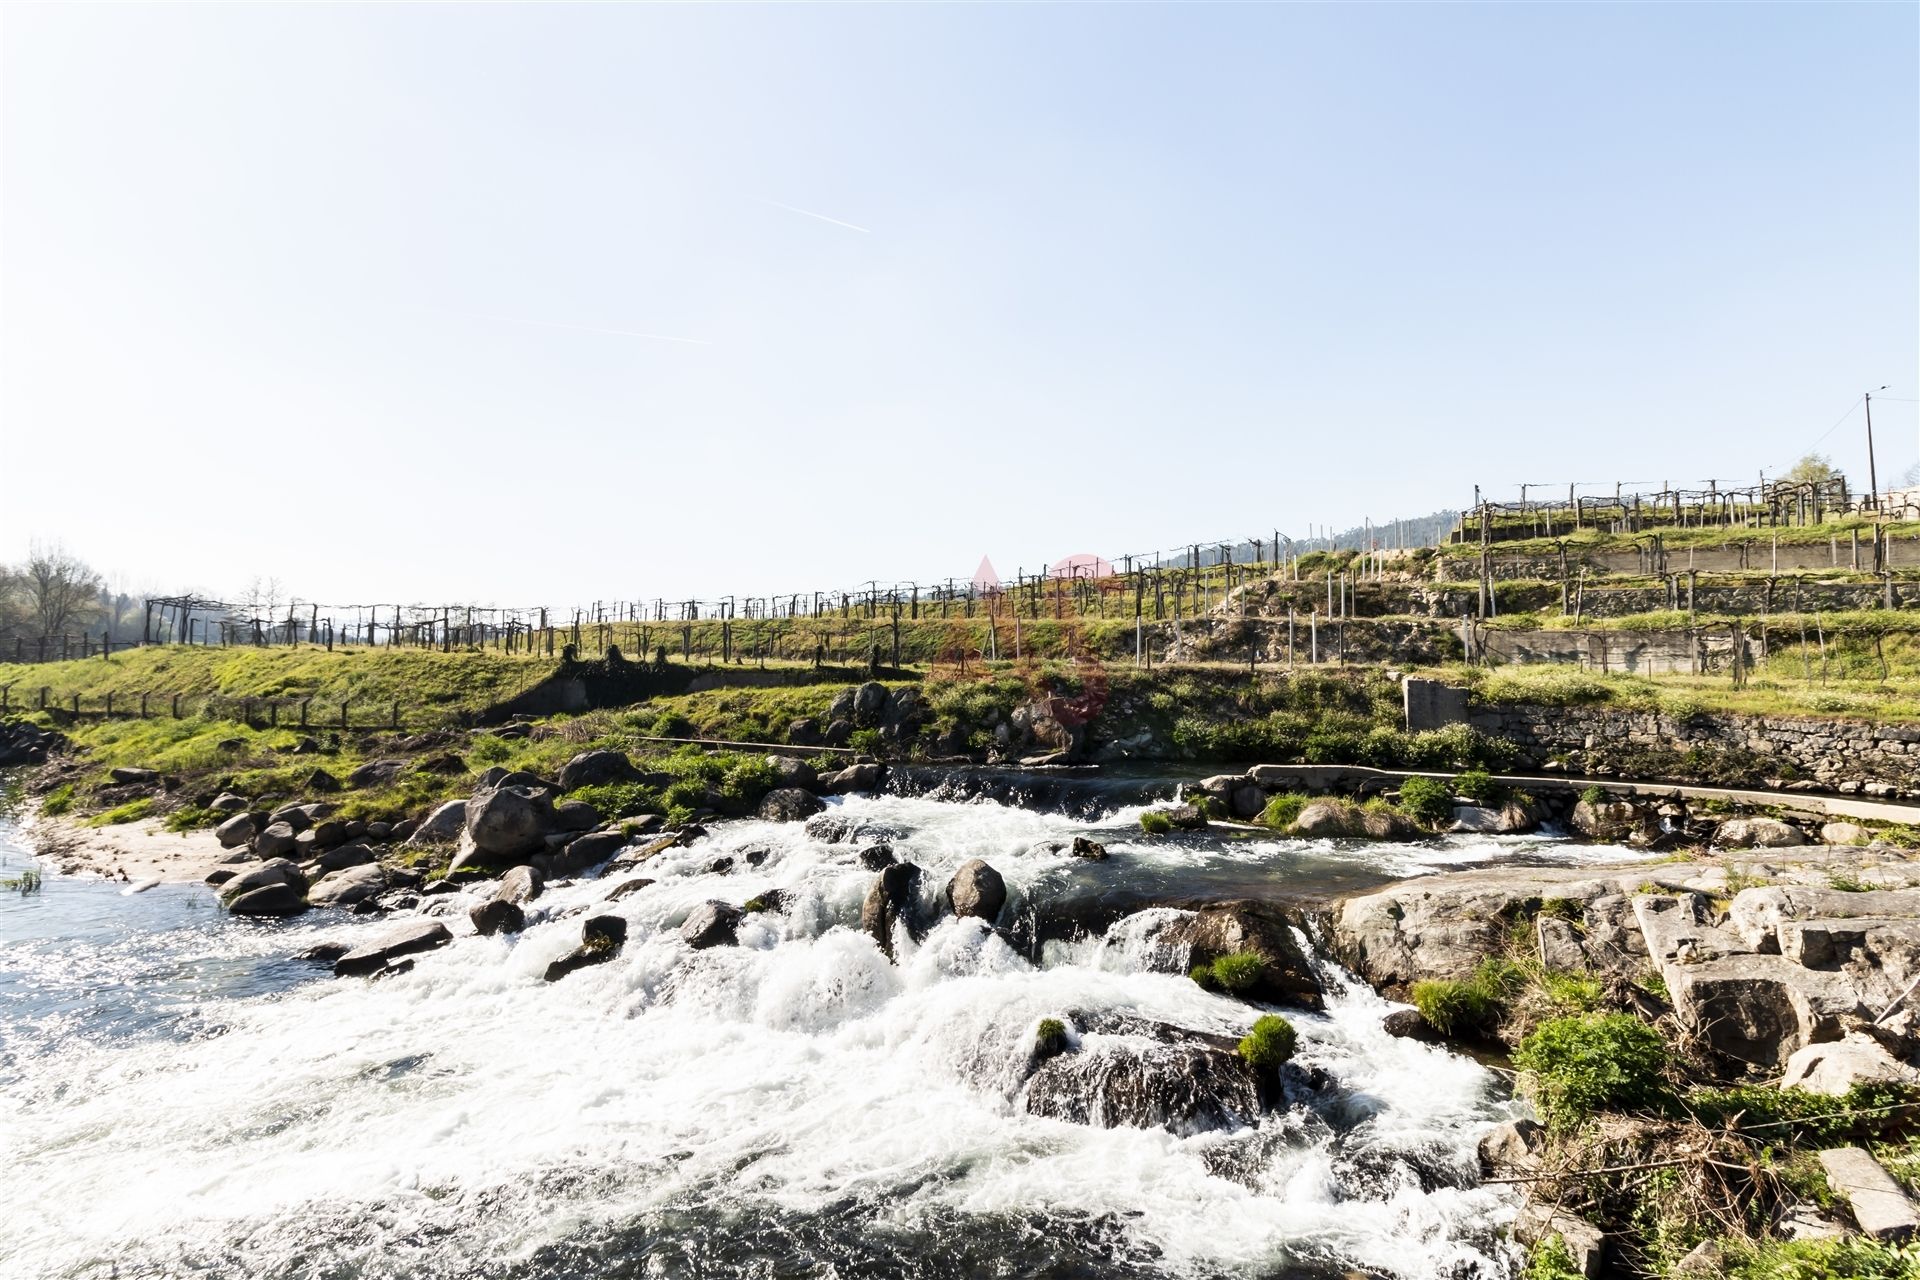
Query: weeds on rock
1514 1013 1673 1130
1237 1015 1297 1070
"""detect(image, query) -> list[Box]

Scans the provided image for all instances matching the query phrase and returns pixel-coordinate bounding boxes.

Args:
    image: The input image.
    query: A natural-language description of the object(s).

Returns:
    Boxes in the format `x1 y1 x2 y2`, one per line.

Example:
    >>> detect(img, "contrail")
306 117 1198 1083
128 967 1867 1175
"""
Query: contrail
766 200 871 234
436 307 710 345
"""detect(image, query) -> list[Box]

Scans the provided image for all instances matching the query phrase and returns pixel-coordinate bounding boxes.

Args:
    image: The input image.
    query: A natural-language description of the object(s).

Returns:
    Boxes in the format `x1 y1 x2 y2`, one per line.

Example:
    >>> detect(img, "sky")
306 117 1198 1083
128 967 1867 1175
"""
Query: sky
2 3 1915 612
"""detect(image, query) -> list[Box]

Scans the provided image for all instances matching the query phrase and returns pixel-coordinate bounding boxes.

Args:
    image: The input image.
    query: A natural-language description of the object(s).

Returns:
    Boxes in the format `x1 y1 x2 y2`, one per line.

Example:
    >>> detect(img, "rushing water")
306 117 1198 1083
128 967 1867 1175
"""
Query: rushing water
0 785 1651 1279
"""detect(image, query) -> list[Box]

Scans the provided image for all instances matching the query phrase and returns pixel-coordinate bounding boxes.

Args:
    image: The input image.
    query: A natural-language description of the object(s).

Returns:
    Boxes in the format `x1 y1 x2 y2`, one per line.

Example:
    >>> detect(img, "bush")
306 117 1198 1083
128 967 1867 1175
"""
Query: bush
1514 1013 1671 1129
1259 792 1307 830
163 804 221 833
1034 1017 1068 1057
1413 977 1501 1038
566 781 662 820
1209 951 1266 994
1453 769 1506 806
1524 1235 1584 1280
1580 784 1610 807
1396 775 1455 827
1139 810 1174 835
1237 1015 1298 1070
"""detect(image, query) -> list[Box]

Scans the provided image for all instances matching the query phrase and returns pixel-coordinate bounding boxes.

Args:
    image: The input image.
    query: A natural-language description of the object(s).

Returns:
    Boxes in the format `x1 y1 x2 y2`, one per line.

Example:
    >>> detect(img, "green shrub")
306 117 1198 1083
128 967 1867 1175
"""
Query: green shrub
1034 1018 1068 1057
40 783 75 816
1453 769 1506 806
1237 1015 1298 1070
1828 869 1873 893
1412 977 1501 1037
1514 1013 1671 1129
566 781 662 820
163 804 221 833
1690 1082 1920 1145
1524 1235 1583 1280
468 734 514 765
848 728 884 756
1188 963 1217 991
1396 775 1455 827
1139 810 1173 835
1722 1237 1920 1280
1259 792 1307 830
649 711 694 739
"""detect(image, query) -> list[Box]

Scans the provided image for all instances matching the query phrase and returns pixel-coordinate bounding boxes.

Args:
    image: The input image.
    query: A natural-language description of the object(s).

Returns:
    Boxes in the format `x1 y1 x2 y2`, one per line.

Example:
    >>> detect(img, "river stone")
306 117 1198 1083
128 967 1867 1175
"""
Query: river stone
758 787 825 822
308 863 387 908
219 858 308 907
1477 1118 1544 1172
544 915 629 981
767 755 818 790
945 859 1007 923
552 829 626 872
1022 1037 1268 1135
1716 817 1806 849
1780 1033 1920 1096
604 877 654 902
226 883 307 916
852 681 889 726
1161 900 1323 1009
333 920 453 977
1071 836 1108 861
405 801 466 848
681 900 745 949
268 803 313 831
1821 821 1873 846
557 749 641 791
253 821 299 860
861 861 923 960
215 811 261 849
307 819 349 849
819 763 884 795
858 844 896 870
1382 1008 1442 1042
209 792 248 813
553 800 601 833
466 784 559 858
1570 798 1662 847
315 841 376 872
471 865 544 935
348 759 405 788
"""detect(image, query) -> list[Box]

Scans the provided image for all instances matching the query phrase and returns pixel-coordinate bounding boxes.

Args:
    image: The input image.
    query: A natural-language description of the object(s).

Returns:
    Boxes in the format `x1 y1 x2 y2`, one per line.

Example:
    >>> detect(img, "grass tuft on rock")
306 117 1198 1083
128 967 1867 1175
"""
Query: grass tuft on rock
1237 1015 1297 1070
1513 1012 1672 1130
1258 792 1307 830
1034 1017 1068 1058
1138 810 1174 835
1395 774 1455 827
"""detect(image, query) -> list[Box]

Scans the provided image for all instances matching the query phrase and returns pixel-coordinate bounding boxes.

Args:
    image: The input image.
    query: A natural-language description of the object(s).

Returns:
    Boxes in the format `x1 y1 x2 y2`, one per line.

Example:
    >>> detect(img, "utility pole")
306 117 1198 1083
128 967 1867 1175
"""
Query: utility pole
1866 386 1888 510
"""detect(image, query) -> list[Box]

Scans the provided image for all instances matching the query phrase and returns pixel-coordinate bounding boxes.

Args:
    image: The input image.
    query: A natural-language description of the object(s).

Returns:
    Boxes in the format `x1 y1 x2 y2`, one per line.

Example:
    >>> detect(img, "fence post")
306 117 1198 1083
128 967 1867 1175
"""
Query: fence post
38 687 48 710
105 692 113 717
172 694 182 718
391 701 401 730
243 697 253 724
340 698 350 730
140 692 149 719
70 693 79 715
300 698 310 728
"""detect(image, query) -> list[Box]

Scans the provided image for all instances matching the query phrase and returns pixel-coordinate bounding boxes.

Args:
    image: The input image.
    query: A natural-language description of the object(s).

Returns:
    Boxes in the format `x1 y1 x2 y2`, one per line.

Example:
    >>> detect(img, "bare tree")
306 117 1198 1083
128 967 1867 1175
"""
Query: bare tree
19 542 105 640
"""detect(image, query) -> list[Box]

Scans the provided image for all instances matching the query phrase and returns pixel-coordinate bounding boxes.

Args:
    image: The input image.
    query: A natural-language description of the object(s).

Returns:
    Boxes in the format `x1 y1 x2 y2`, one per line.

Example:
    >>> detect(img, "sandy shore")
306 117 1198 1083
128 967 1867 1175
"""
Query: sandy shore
23 812 231 884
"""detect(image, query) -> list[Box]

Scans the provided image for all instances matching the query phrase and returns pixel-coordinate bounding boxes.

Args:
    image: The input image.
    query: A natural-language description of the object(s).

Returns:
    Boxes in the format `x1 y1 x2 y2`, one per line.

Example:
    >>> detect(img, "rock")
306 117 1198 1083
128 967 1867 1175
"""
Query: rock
288 736 322 754
218 858 307 908
1821 821 1873 846
390 817 419 841
1514 1204 1605 1278
549 829 626 872
267 803 314 831
1448 804 1504 833
465 784 560 859
204 866 239 885
471 865 544 936
806 813 857 843
1160 804 1208 831
758 788 825 822
818 763 884 794
861 861 923 959
1477 1117 1544 1172
557 749 644 791
858 844 896 870
209 792 248 813
681 900 745 949
1716 817 1806 849
786 719 823 747
1536 915 1590 972
227 883 309 917
1382 1008 1441 1042
553 800 601 832
333 920 453 977
544 915 629 981
853 681 889 726
303 768 342 794
308 863 388 908
1023 1035 1268 1135
314 842 375 872
827 689 857 721
1071 836 1109 861
1291 801 1363 838
1780 1033 1920 1096
823 719 853 748
408 800 467 845
1570 798 1662 847
945 859 1007 923
1672 1240 1723 1277
1162 901 1324 1009
1818 1146 1920 1240
767 755 818 790
215 811 262 849
307 819 348 849
348 759 405 788
604 877 654 902
109 766 159 784
252 821 299 859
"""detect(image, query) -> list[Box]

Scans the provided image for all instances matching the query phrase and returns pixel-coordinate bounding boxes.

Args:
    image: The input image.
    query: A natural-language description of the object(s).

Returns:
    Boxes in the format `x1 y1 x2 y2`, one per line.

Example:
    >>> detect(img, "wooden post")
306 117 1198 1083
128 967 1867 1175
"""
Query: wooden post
172 693 181 718
340 698 350 730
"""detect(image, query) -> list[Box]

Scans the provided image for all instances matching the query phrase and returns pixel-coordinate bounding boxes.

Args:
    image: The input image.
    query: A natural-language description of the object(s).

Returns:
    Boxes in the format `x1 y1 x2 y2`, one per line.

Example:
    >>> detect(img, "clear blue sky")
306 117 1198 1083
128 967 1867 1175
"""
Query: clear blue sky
3 3 1914 608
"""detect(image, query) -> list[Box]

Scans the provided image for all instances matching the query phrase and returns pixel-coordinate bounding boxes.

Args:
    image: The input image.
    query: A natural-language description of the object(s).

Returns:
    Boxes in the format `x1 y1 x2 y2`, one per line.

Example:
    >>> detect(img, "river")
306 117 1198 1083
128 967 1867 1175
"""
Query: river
0 780 1652 1279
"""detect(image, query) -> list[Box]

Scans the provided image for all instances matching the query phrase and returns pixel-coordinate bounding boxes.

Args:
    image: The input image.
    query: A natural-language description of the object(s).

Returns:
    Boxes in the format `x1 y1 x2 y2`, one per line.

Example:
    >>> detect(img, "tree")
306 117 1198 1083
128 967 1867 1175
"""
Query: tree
1781 454 1839 487
18 543 104 640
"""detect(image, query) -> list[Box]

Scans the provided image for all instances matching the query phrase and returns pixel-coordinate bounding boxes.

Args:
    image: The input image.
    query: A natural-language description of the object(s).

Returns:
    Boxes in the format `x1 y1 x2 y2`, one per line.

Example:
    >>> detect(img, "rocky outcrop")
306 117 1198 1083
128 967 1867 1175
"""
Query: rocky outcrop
945 859 1007 923
544 914 628 981
1021 1014 1270 1135
471 865 543 935
465 783 560 861
334 920 452 977
757 788 825 822
680 900 744 949
1160 901 1323 1009
408 800 467 845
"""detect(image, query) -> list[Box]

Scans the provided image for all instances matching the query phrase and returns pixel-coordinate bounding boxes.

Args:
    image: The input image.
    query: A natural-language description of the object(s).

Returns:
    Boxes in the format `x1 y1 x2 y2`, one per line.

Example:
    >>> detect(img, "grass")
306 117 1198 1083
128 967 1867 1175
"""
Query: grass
1827 868 1874 892
1034 1017 1068 1058
1394 774 1454 827
1236 1015 1298 1070
1189 951 1267 995
86 797 154 826
1258 792 1307 829
1139 810 1174 835
1513 1012 1672 1130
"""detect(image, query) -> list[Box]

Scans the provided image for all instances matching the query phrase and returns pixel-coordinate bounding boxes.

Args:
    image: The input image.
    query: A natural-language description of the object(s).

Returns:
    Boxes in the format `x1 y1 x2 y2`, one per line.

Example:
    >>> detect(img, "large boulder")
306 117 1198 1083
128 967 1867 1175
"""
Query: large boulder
945 859 1007 923
227 882 308 917
1022 1016 1269 1135
768 755 818 790
1570 797 1662 847
758 788 825 823
1162 901 1323 1009
861 861 923 960
252 821 299 860
215 811 262 849
852 681 890 727
557 750 642 792
465 784 560 859
1779 1033 1920 1096
681 900 745 949
334 920 453 977
553 800 602 832
408 800 467 845
471 864 544 935
314 841 376 872
1715 817 1807 850
219 858 308 913
308 863 388 908
818 763 884 795
348 759 405 788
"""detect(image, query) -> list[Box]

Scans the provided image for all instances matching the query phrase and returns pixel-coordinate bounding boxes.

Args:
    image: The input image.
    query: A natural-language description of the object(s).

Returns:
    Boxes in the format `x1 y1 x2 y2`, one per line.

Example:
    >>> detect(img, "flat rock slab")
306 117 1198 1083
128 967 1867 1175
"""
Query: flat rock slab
334 921 453 977
1819 1146 1920 1240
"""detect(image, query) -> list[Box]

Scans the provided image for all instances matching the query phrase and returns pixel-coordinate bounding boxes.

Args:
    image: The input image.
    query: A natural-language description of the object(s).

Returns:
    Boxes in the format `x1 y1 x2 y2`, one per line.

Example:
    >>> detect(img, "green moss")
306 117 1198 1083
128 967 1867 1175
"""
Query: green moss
1207 951 1267 994
86 797 155 826
1258 792 1307 830
1513 1013 1671 1130
1237 1015 1298 1070
39 783 74 816
1139 810 1174 835
1034 1017 1068 1056
162 804 221 832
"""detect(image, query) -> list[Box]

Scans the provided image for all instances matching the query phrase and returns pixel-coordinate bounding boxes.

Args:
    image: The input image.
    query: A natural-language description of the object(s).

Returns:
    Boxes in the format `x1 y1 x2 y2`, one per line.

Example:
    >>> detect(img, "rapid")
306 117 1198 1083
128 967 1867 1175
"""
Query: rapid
0 784 1650 1279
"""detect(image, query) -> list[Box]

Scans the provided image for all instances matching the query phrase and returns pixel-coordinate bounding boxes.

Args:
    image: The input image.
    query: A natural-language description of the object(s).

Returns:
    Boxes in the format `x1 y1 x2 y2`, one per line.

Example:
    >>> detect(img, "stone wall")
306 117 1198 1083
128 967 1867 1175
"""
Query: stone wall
1467 703 1920 797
